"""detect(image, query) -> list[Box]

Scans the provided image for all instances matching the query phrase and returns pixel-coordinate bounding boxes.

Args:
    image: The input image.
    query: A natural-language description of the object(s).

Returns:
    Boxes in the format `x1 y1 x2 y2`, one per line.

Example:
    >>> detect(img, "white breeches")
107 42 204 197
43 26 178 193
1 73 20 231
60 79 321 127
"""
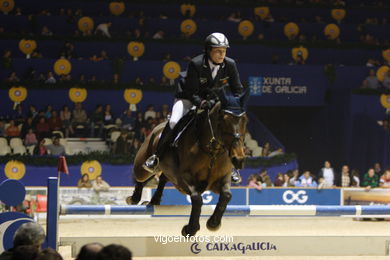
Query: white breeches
169 99 193 129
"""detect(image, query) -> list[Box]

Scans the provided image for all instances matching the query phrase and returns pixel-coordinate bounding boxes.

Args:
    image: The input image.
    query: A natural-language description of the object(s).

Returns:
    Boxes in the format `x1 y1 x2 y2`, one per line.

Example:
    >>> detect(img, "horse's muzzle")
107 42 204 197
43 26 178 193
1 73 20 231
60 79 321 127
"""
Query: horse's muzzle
231 157 245 169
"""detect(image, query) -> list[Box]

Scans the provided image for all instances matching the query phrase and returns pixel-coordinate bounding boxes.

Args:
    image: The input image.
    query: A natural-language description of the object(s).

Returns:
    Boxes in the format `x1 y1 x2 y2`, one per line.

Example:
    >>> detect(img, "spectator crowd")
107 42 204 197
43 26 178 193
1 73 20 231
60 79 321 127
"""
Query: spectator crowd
0 102 170 156
0 222 133 260
247 161 390 189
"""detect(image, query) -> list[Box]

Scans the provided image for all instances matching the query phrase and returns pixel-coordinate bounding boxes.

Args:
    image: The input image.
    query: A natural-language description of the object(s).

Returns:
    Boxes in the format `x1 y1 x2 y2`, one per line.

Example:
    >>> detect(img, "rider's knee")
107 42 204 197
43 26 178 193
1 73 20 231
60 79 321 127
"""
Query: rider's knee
168 120 177 130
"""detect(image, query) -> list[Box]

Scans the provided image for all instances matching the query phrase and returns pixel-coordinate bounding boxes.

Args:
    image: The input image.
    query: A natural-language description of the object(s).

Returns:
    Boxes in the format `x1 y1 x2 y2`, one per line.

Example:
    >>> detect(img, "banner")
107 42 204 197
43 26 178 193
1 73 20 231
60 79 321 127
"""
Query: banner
247 65 327 106
153 188 247 205
249 188 341 205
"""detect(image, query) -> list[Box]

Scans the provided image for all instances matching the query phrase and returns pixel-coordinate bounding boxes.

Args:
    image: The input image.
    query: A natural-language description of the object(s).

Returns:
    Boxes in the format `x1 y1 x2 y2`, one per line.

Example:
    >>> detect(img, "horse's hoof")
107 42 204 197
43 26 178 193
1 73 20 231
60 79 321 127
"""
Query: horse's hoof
149 199 161 205
126 196 138 205
181 225 198 237
141 201 149 205
206 218 221 232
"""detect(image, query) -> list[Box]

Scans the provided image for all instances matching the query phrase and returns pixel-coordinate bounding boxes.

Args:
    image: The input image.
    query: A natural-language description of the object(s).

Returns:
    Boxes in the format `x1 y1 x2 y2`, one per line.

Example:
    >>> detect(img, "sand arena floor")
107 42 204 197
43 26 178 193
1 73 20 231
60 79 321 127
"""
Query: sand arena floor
48 216 390 260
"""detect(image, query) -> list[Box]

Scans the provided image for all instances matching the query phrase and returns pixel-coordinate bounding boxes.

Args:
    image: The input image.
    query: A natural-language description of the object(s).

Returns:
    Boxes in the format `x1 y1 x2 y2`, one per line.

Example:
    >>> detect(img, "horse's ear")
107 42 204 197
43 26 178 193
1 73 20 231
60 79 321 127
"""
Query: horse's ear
210 101 221 116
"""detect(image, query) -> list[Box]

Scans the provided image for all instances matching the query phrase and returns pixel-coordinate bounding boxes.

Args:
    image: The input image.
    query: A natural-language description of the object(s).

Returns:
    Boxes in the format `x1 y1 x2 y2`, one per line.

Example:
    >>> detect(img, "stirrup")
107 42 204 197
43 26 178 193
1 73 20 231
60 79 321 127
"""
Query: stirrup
231 168 242 184
143 155 159 173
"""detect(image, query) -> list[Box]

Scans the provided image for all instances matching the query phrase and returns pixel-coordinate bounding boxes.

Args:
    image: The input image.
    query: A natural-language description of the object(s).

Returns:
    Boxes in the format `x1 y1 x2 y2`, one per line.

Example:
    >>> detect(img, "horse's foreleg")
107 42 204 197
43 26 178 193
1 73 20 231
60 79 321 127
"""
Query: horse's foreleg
207 179 232 231
149 174 167 205
182 188 203 237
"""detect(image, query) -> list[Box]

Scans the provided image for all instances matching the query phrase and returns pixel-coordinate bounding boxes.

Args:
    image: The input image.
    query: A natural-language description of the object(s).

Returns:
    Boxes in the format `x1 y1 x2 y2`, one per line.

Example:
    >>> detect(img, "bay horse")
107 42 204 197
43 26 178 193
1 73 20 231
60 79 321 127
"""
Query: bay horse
128 97 248 236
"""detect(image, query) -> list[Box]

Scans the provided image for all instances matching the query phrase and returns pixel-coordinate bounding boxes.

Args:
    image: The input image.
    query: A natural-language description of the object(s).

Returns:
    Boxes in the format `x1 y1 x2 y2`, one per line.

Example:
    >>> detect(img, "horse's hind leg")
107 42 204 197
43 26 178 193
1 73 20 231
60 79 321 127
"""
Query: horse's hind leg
149 174 167 205
207 179 232 231
126 180 144 205
126 175 155 205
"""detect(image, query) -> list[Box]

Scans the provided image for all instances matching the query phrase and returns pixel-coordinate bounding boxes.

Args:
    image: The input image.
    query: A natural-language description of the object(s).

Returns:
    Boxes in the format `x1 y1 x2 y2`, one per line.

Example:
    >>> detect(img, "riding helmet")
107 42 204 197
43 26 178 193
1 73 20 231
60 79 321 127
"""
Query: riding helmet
204 32 230 50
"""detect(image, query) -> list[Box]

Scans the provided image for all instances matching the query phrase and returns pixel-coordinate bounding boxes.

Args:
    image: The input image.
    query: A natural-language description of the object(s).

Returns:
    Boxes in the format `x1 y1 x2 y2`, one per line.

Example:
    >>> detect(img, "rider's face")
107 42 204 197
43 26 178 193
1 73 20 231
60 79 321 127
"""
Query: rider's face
209 47 227 64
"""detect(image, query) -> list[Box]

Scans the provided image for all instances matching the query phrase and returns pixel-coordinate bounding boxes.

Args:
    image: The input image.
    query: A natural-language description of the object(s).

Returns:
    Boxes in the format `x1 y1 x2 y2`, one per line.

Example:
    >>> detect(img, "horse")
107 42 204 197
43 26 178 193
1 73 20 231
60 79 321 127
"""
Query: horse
128 96 248 236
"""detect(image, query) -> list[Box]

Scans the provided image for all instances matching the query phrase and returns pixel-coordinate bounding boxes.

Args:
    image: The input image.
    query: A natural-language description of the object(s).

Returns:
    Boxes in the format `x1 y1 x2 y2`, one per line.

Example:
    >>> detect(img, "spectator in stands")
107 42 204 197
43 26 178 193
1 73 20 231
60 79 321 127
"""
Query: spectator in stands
382 70 390 89
96 244 132 260
227 11 242 23
41 26 53 36
45 136 65 155
144 105 156 120
6 120 20 138
350 169 360 187
114 130 130 155
365 58 380 67
24 128 38 147
33 138 48 155
129 137 141 155
72 102 89 136
95 22 112 38
152 30 165 40
28 105 39 120
318 160 335 187
100 50 109 60
92 176 110 193
248 174 262 190
160 76 170 87
48 110 63 132
79 74 86 83
2 50 12 70
296 171 318 187
121 109 135 131
340 165 351 187
60 42 76 59
35 117 51 139
289 169 299 186
60 105 74 137
0 121 5 137
90 104 104 138
76 243 103 260
361 69 380 89
373 162 382 176
261 142 271 157
362 168 379 190
0 222 45 259
45 105 53 119
45 71 56 84
274 173 287 187
259 169 273 187
112 73 120 84
78 174 92 189
7 72 20 83
380 169 390 187
13 104 25 125
103 104 114 125
12 245 39 260
134 77 144 87
35 248 63 260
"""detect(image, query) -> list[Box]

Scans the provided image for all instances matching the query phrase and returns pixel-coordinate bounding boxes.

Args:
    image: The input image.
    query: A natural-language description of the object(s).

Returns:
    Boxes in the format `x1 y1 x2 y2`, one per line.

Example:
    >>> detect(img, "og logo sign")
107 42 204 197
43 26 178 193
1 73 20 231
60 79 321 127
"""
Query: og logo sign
186 191 213 204
282 190 308 204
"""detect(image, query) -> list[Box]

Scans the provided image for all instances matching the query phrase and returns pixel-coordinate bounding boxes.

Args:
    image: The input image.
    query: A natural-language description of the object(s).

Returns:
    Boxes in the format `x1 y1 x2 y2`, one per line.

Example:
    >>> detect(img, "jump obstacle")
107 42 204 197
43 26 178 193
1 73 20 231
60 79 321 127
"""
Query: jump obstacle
45 177 390 257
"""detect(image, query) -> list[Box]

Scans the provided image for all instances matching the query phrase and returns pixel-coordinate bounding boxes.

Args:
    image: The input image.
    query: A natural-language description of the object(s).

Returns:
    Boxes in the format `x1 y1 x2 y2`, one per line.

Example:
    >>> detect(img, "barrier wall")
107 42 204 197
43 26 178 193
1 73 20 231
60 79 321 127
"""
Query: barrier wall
153 188 341 206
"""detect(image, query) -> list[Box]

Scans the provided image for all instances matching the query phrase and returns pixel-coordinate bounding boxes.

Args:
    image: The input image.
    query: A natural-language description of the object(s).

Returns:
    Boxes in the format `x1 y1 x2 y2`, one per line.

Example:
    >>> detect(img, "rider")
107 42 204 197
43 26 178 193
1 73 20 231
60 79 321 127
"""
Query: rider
143 32 245 183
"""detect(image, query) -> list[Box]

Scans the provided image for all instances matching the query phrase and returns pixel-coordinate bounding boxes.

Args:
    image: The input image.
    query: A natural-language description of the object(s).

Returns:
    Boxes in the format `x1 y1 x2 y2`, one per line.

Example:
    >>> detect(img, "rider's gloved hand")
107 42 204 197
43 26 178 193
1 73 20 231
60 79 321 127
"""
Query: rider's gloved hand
200 99 215 110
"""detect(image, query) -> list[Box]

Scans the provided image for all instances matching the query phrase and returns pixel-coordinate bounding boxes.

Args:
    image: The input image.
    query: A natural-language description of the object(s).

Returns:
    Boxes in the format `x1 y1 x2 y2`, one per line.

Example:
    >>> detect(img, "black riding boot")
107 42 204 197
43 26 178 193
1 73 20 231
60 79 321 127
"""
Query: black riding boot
143 125 174 173
231 168 242 184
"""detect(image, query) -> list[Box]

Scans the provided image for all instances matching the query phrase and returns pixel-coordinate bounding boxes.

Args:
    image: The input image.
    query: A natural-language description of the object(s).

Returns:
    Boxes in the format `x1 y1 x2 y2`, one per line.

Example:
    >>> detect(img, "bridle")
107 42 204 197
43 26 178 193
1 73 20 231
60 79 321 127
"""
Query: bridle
204 109 246 169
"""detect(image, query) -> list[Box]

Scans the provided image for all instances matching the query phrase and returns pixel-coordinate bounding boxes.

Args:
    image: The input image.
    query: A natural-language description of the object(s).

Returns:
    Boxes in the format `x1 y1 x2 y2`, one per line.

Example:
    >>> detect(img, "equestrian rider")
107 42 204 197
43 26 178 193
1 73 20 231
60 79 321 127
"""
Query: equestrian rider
143 32 245 183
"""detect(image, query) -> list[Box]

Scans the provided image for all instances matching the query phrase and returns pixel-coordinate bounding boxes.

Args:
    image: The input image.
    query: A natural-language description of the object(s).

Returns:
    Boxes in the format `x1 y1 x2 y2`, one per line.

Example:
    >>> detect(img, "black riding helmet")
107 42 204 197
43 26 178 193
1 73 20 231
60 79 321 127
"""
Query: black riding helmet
204 32 230 52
